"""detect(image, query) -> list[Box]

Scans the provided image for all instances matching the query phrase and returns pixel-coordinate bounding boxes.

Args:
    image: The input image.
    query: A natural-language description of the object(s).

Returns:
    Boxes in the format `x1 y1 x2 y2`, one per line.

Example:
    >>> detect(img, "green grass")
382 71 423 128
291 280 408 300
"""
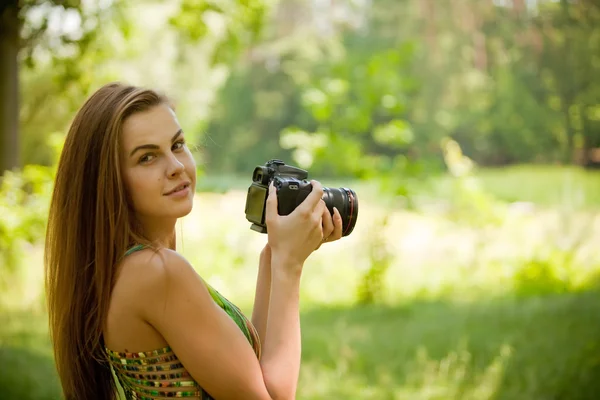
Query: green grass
2 292 600 399
299 293 600 399
0 310 61 399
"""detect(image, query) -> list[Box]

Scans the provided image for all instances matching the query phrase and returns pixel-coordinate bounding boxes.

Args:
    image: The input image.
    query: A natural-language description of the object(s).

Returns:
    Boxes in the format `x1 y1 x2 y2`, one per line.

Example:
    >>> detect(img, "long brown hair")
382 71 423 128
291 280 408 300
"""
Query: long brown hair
45 83 169 399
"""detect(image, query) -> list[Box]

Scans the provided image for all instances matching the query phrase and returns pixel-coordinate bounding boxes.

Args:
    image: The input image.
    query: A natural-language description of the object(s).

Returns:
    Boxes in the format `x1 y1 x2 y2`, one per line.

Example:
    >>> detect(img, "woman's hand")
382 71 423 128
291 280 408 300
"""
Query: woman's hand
265 180 326 271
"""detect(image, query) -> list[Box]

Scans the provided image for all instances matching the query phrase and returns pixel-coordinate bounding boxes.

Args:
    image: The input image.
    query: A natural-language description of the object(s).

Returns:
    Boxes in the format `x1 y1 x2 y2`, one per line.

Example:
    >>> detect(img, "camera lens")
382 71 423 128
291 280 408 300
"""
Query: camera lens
322 187 358 236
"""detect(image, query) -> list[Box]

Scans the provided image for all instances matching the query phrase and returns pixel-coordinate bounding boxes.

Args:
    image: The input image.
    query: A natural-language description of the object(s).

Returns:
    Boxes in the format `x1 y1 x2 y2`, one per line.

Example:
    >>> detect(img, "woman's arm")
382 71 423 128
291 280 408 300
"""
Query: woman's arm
251 204 343 351
259 254 302 399
252 244 271 349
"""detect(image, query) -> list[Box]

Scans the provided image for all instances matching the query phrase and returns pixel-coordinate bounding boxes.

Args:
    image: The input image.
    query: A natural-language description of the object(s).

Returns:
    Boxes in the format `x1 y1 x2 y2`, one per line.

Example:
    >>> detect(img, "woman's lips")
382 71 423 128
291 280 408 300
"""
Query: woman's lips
164 182 191 196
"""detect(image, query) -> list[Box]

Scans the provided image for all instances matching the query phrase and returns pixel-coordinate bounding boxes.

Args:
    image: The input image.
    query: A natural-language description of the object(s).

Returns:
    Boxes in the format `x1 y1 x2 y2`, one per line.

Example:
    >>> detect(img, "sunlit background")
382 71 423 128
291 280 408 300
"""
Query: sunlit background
1 0 600 398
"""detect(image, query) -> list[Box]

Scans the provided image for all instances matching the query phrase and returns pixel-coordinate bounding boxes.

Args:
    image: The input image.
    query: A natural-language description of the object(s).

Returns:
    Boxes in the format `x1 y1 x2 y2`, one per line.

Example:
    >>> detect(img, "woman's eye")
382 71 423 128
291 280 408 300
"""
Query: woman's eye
139 154 156 164
172 140 185 151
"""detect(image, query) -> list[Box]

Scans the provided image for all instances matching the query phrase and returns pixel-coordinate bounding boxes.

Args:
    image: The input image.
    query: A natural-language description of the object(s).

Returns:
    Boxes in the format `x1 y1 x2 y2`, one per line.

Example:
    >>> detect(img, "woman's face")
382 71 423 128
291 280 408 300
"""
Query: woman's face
120 104 196 222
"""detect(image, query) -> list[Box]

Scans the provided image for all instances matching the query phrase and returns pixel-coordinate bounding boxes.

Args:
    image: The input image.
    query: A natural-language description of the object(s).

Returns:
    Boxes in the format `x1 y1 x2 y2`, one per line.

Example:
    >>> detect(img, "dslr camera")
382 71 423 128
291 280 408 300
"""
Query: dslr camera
244 159 358 236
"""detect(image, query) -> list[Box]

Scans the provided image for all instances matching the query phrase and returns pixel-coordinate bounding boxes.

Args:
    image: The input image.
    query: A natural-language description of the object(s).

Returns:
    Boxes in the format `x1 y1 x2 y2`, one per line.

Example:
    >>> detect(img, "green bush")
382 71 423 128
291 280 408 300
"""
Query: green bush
356 215 394 305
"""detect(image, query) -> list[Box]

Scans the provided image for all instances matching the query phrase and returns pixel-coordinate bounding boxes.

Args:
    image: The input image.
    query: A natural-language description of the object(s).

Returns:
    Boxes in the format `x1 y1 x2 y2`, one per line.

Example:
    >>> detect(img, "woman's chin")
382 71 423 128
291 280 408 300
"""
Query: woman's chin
178 206 194 218
154 201 194 220
174 203 194 218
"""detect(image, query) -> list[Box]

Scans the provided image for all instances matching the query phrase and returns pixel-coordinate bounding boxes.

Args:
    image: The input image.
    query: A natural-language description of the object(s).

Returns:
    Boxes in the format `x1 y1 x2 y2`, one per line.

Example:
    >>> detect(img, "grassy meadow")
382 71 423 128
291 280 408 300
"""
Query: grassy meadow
1 165 600 399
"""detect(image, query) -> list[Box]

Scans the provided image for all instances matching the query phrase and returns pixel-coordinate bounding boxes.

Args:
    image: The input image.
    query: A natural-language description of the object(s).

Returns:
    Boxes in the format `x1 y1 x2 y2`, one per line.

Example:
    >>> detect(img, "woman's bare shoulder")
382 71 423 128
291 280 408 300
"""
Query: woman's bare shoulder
115 247 205 313
119 247 193 277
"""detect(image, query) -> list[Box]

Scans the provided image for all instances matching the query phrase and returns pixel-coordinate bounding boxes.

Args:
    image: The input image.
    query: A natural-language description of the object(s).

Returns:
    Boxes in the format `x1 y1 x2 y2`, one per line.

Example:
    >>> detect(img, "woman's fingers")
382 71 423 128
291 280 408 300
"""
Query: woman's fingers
330 207 343 240
320 201 334 239
318 206 343 249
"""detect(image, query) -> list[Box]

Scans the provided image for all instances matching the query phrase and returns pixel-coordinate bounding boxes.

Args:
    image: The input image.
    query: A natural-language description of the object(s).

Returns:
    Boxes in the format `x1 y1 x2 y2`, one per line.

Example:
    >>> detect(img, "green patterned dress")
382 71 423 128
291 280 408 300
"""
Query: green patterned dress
105 245 261 399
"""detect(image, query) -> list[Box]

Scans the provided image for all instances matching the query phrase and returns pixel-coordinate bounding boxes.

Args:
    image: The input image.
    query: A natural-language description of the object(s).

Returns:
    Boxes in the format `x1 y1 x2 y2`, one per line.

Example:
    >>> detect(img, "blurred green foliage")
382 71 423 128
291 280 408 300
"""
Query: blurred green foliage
8 0 599 177
355 215 393 305
0 166 53 273
169 0 267 65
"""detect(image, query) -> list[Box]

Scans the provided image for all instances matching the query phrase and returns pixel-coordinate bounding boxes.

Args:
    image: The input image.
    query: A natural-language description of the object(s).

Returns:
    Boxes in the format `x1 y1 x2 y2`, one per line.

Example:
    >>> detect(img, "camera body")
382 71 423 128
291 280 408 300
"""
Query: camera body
245 159 358 236
244 159 313 233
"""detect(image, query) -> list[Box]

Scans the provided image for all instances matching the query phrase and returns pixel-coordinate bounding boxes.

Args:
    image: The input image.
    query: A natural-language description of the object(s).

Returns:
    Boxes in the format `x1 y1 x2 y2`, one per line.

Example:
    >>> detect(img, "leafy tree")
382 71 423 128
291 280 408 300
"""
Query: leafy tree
0 0 119 172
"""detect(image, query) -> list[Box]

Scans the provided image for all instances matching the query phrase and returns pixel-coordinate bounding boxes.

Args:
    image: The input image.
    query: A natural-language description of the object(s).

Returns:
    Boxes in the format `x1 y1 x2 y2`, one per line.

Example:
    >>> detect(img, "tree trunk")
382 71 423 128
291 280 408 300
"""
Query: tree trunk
0 2 20 173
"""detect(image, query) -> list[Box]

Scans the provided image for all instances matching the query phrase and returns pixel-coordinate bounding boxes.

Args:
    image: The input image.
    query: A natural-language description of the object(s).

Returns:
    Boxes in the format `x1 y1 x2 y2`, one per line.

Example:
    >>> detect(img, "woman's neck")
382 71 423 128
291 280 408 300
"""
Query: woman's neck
136 216 177 250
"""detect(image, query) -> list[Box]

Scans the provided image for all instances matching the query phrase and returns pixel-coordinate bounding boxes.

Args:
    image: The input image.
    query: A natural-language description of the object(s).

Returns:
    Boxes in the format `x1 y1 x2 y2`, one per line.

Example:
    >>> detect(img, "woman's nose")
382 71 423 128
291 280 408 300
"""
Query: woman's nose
167 155 185 177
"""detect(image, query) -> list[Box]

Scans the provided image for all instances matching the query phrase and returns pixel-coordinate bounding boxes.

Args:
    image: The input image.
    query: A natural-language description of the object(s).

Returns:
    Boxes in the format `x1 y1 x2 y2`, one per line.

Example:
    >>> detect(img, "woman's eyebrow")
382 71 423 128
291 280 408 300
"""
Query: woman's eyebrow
129 129 183 157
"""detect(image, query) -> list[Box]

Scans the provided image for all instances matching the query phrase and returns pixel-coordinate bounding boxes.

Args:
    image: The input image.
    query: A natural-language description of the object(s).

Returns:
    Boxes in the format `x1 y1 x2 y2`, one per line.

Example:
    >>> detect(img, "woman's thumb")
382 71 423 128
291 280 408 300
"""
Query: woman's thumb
266 182 278 217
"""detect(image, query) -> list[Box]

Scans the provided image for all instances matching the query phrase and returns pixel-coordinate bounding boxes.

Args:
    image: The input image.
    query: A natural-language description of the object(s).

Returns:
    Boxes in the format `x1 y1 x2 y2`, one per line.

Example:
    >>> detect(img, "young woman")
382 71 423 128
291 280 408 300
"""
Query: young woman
45 82 343 399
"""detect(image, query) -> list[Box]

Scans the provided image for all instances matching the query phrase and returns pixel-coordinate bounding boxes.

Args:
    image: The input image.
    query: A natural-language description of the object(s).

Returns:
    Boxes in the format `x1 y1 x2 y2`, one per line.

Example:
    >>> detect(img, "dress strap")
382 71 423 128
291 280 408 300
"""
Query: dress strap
124 244 147 256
